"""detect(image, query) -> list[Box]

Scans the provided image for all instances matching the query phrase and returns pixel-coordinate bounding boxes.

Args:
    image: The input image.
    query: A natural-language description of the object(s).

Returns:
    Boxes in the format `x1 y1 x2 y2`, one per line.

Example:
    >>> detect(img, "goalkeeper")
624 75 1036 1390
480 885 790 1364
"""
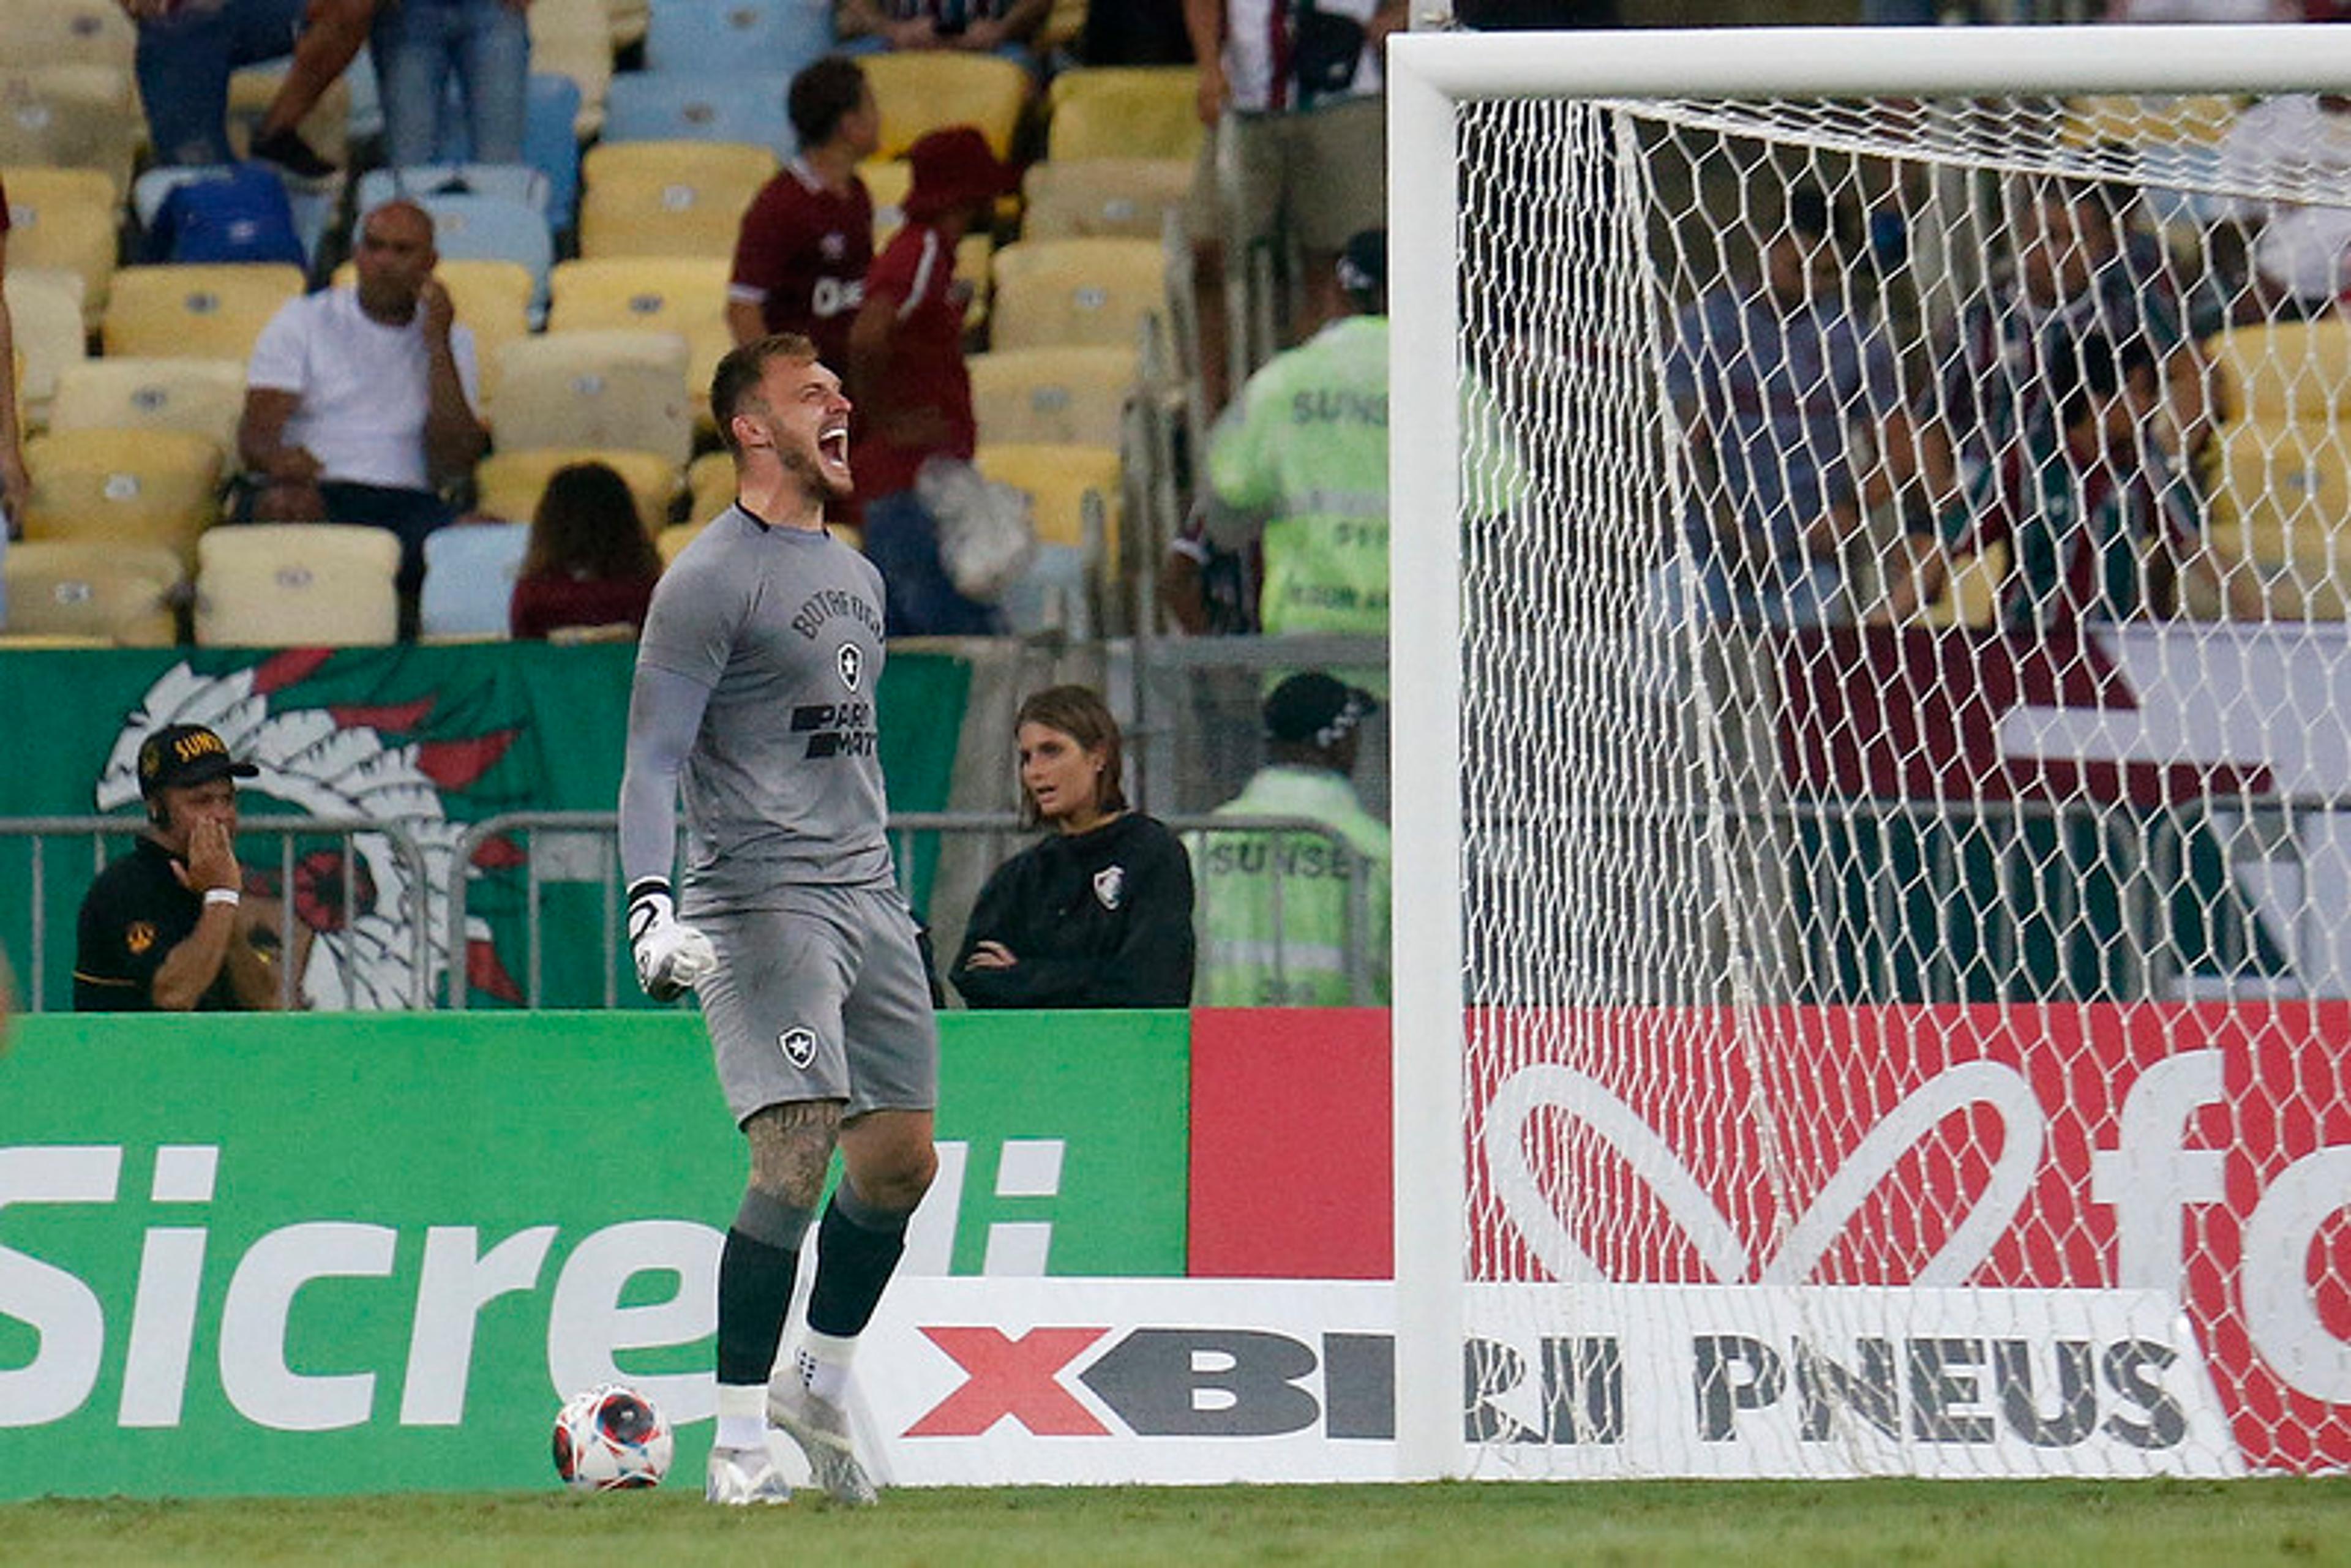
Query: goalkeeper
618 332 940 1509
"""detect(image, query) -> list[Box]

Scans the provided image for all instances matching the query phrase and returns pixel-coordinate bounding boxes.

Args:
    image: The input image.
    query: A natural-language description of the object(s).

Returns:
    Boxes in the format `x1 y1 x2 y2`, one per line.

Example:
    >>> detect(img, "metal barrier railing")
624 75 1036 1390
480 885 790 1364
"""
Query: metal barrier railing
443 809 1377 1010
0 816 435 1011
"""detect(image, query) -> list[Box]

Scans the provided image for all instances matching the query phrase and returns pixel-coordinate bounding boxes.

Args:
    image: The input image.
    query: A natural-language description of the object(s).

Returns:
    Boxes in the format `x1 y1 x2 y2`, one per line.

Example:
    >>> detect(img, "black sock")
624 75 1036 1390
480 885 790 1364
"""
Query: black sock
806 1184 909 1340
715 1226 799 1387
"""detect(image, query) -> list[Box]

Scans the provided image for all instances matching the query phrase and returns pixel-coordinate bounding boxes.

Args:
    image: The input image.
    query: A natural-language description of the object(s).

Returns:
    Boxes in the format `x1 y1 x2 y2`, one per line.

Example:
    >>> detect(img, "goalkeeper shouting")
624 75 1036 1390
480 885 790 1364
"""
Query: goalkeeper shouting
618 332 940 1509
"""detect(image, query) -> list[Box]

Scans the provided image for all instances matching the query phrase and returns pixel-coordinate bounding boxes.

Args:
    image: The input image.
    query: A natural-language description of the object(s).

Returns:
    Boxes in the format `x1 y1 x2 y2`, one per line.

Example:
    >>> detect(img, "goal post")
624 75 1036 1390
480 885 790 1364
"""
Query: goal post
1389 24 2351 1482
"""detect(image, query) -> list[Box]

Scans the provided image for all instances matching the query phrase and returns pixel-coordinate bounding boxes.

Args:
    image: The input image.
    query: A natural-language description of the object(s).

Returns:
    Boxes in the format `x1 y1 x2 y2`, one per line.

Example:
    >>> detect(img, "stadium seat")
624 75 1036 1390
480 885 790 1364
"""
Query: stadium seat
987 237 1169 352
546 257 730 422
1 164 120 329
2207 416 2351 620
600 71 792 155
579 140 779 259
2060 93 2243 149
357 163 555 219
644 0 833 77
21 426 223 566
194 523 403 646
968 345 1139 449
2 266 88 432
473 445 683 532
0 64 139 194
48 357 247 459
1020 157 1193 242
102 262 305 362
686 449 736 526
525 0 615 137
418 520 530 640
352 190 555 323
492 329 695 467
860 52 1029 160
524 73 587 231
1044 67 1202 162
975 439 1125 572
1917 541 2011 631
656 519 708 565
1 540 181 645
3 0 138 73
2210 318 2351 427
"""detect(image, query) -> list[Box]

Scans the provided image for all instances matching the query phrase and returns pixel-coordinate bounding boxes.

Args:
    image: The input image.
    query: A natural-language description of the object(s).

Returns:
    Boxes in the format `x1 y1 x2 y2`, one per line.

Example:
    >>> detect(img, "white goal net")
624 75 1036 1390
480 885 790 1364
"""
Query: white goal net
1389 24 2351 1480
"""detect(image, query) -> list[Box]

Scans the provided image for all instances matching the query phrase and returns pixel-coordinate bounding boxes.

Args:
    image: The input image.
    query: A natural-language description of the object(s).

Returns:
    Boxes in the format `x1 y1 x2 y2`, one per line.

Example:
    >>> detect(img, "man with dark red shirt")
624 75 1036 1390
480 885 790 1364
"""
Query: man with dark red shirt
727 56 881 370
848 125 1014 636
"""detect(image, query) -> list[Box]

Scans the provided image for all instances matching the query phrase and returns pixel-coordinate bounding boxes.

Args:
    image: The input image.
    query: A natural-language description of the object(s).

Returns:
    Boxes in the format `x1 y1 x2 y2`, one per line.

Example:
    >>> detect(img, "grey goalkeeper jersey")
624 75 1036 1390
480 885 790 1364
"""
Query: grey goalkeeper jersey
631 506 895 904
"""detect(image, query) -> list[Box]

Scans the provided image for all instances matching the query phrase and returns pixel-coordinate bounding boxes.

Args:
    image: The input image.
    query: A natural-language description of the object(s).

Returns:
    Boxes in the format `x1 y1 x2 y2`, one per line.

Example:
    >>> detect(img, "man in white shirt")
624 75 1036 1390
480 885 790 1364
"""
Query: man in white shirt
238 199 488 635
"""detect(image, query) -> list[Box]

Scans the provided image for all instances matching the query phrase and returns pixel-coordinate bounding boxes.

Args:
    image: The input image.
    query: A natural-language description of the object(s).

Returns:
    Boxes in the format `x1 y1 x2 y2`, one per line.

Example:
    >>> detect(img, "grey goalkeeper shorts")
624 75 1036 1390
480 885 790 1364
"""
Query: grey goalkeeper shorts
691 883 940 1125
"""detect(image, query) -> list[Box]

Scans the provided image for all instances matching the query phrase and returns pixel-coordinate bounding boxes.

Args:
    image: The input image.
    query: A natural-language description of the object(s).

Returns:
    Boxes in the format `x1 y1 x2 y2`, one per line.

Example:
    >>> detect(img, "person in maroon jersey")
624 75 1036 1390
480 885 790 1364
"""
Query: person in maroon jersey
509 460 664 640
847 125 1015 636
727 56 882 370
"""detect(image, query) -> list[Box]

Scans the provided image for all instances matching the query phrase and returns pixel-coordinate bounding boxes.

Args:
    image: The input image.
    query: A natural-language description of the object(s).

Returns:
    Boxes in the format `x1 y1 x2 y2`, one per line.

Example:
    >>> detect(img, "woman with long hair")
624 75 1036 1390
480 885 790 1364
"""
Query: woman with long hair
509 461 664 639
948 685 1195 1008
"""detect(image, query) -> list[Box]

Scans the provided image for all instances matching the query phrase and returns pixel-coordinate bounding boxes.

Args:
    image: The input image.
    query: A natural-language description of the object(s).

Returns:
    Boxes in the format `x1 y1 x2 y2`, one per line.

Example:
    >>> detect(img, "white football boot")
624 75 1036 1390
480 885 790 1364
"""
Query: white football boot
768 1376 878 1507
704 1442 792 1506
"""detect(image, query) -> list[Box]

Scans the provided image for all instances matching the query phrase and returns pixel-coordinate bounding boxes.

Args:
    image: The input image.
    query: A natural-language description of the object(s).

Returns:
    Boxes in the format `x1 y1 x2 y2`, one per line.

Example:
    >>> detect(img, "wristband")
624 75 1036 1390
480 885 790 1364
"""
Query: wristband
203 887 242 909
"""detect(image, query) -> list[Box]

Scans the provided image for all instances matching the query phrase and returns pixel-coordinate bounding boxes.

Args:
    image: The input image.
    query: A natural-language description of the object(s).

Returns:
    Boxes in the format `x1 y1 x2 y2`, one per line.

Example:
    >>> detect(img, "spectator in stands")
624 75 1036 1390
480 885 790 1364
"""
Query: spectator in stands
1184 0 1404 411
238 199 489 639
1939 171 2213 481
0 175 26 538
119 0 370 177
848 126 1014 636
1200 228 1389 648
727 56 881 368
2217 94 2351 318
951 685 1196 1008
75 723 310 1011
370 0 532 170
509 461 664 640
836 0 1052 70
1662 184 1935 629
1191 672 1389 1006
1878 331 2262 631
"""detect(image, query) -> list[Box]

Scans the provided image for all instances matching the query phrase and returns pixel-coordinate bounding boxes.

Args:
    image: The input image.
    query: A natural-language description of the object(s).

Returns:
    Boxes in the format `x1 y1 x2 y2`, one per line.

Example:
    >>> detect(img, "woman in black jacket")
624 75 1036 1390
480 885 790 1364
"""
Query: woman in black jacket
950 685 1196 1008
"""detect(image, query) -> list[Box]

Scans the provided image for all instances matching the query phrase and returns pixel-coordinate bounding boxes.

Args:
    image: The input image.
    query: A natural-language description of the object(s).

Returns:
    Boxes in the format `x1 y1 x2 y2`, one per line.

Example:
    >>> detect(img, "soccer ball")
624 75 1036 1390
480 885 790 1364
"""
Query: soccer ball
552 1384 673 1491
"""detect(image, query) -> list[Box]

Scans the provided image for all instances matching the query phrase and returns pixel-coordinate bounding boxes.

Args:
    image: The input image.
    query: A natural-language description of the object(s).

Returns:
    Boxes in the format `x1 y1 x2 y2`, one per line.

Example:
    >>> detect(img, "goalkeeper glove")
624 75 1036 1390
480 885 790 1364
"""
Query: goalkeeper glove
627 879 716 1002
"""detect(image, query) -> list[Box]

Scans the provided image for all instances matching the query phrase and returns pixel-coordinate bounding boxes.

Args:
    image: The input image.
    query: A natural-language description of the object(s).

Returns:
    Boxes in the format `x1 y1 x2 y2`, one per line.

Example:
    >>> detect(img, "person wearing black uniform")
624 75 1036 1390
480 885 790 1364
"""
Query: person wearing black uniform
951 685 1195 1008
75 722 299 1012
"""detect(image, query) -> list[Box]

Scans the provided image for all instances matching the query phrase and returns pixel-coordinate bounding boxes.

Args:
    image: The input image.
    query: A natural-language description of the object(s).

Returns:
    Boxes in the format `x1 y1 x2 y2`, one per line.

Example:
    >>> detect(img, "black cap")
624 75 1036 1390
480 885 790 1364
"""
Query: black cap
1263 672 1379 749
137 723 260 797
1337 228 1385 302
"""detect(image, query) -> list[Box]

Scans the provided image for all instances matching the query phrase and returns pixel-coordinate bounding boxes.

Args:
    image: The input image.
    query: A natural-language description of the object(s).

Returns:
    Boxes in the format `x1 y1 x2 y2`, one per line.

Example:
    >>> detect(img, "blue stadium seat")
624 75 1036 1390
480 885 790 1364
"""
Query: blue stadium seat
419 521 531 639
430 75 584 231
600 70 792 156
356 163 554 219
644 0 833 76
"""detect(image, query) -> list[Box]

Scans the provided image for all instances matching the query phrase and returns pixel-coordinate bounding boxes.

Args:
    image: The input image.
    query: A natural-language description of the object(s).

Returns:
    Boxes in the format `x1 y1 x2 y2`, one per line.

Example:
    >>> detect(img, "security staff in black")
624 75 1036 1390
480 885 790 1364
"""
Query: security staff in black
75 722 290 1012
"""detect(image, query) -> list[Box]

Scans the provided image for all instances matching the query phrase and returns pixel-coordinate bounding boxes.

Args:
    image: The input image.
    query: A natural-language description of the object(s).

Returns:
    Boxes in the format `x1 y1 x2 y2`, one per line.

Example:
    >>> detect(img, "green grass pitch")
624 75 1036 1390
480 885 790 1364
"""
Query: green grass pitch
12 1479 2351 1566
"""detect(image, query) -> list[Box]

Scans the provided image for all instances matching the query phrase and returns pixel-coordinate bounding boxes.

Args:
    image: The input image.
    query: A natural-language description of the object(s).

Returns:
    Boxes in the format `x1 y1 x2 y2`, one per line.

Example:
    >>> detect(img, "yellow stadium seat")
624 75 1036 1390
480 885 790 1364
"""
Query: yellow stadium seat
2210 318 2351 427
22 426 223 565
0 65 139 194
2060 94 2242 149
195 523 403 646
2207 416 2351 620
1045 67 1201 162
987 236 1168 351
48 357 246 459
968 345 1138 448
1918 541 2011 631
656 519 707 566
547 257 730 421
492 328 695 467
975 440 1125 574
1 0 138 72
686 449 735 526
863 157 910 228
1020 156 1191 242
474 445 683 532
331 256 533 401
860 52 1030 160
2 165 119 329
2 264 88 432
1 539 180 645
579 141 780 260
103 263 304 362
528 0 616 135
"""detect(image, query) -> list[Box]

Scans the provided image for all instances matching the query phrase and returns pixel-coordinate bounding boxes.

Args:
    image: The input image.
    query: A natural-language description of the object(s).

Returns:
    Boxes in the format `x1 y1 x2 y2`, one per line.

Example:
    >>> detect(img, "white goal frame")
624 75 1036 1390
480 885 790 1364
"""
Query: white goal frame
1386 21 2351 1481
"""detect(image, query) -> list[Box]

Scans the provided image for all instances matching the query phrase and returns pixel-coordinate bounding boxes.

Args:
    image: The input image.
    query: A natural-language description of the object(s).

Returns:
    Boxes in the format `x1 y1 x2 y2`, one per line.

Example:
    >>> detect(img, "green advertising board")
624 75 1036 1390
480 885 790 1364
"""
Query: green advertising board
0 1009 1187 1498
